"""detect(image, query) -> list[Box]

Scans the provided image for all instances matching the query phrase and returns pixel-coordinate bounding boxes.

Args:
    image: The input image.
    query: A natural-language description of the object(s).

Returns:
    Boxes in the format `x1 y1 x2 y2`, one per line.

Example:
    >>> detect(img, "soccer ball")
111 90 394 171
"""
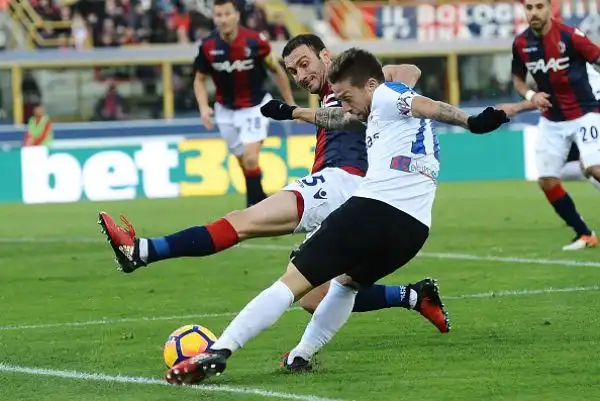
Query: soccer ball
163 324 218 368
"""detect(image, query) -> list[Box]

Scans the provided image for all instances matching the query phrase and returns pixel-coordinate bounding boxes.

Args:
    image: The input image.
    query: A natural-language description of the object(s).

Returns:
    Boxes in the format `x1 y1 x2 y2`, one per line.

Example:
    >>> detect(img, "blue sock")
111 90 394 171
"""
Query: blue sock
352 285 410 312
146 219 239 264
544 185 592 236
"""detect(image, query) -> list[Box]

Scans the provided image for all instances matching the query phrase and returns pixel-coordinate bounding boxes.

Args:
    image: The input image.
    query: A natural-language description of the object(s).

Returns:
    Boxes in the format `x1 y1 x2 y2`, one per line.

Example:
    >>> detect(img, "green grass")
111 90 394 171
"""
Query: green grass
1 181 599 401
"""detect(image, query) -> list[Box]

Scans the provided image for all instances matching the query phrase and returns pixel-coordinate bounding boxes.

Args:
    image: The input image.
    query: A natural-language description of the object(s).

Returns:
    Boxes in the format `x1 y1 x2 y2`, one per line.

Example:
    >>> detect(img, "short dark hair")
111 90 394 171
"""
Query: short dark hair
328 48 385 87
282 34 326 58
213 0 238 10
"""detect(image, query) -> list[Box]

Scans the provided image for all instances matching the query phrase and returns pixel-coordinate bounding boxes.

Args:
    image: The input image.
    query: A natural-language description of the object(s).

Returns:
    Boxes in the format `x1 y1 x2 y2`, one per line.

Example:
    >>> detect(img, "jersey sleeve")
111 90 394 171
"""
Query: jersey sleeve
511 41 527 78
380 82 420 118
193 41 211 74
571 28 600 63
257 32 278 70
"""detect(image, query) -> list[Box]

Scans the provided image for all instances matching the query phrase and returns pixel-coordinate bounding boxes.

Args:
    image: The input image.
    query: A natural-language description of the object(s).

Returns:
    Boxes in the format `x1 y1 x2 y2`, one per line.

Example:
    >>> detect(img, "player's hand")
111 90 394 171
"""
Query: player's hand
531 92 552 111
200 107 214 130
260 99 297 121
467 107 510 134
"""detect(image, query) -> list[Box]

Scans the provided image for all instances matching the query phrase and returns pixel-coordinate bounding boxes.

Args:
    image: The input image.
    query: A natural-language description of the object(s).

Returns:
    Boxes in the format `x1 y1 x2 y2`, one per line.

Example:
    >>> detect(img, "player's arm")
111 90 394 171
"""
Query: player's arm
510 41 551 110
496 100 536 118
296 107 365 131
406 93 508 134
259 99 365 131
571 28 600 65
258 34 295 105
193 44 212 114
382 64 421 87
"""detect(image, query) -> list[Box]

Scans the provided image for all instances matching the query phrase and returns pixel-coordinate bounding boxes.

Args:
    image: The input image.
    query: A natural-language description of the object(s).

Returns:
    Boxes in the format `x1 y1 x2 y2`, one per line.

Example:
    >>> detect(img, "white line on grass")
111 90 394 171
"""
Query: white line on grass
1 285 598 332
2 236 600 268
0 363 346 401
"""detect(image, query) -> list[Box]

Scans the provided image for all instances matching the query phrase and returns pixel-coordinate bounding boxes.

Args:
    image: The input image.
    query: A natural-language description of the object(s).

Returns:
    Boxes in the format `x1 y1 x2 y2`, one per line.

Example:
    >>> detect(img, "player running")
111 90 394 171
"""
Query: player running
194 0 295 207
99 34 450 340
163 48 508 384
511 0 600 250
498 63 600 191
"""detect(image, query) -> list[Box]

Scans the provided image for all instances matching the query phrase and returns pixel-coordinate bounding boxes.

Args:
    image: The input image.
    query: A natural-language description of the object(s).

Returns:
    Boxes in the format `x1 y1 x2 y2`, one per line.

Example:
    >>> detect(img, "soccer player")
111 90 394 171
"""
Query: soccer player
195 0 295 207
498 63 600 191
511 0 600 250
163 48 508 384
98 34 450 344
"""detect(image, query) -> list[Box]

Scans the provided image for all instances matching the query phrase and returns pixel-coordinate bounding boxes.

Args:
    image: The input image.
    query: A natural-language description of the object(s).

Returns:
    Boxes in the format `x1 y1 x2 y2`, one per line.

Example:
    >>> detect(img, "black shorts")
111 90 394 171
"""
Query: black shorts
567 143 580 163
292 196 429 287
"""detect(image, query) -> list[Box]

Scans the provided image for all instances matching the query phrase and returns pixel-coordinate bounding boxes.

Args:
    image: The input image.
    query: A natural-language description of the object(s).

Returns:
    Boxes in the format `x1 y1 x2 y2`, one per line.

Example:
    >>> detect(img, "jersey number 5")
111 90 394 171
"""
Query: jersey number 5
411 119 440 160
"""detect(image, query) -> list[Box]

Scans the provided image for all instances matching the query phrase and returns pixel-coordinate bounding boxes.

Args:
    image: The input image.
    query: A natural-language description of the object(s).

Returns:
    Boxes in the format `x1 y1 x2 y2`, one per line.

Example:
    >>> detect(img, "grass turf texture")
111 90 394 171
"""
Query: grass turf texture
0 181 599 401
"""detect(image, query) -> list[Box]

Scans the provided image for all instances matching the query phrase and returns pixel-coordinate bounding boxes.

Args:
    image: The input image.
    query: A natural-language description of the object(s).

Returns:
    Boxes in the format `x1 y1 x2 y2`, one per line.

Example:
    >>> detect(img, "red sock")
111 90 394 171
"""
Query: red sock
543 184 566 203
244 167 262 178
206 218 240 251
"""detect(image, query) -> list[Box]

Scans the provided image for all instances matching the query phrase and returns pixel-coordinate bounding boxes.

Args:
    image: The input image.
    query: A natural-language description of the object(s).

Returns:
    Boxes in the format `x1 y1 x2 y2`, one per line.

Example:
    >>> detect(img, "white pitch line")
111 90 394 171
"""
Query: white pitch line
444 285 600 300
2 236 600 268
1 285 598 332
0 363 347 401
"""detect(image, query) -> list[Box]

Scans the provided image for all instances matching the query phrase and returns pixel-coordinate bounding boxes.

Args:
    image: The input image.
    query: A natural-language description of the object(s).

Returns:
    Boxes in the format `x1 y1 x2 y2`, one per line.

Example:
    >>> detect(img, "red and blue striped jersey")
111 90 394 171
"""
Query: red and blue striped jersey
512 21 600 121
312 84 367 175
194 27 273 110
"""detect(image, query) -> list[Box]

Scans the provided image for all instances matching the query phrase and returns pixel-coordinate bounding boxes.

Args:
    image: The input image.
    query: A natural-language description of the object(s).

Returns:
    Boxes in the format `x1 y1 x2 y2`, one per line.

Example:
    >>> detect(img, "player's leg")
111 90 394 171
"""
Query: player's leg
236 96 273 207
98 190 300 272
164 205 354 384
536 118 594 250
284 198 447 371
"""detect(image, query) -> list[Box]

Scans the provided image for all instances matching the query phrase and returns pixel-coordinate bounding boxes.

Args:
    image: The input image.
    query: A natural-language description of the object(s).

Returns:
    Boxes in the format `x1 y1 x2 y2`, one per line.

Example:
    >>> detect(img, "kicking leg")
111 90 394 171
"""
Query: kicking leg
97 190 301 272
165 262 316 384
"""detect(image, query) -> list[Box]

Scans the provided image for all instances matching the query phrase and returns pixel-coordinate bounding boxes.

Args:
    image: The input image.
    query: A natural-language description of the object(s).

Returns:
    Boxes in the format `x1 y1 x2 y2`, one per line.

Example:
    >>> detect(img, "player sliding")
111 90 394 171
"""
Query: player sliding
99 34 450 348
194 0 295 207
163 48 509 384
510 0 600 250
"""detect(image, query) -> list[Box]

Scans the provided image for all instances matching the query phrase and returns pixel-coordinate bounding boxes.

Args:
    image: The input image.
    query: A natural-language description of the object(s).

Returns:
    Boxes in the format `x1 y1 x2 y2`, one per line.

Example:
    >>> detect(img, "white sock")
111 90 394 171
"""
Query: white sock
588 176 600 192
212 281 294 353
560 161 586 181
288 279 357 363
138 238 148 263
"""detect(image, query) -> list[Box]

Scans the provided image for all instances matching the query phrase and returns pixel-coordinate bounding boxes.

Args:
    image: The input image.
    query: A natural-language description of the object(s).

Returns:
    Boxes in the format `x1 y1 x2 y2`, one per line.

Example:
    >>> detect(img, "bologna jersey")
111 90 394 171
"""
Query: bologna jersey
354 82 439 228
512 21 600 122
312 84 368 175
194 27 274 110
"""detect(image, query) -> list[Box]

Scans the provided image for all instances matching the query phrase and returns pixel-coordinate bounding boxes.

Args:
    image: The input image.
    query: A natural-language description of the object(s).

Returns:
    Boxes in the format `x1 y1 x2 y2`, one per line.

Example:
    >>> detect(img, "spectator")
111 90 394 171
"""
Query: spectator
94 82 129 121
268 11 290 41
23 103 53 147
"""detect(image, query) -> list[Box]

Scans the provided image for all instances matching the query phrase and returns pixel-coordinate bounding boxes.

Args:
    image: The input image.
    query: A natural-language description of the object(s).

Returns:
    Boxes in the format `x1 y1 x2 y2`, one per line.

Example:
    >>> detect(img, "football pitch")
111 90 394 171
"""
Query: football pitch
1 181 599 401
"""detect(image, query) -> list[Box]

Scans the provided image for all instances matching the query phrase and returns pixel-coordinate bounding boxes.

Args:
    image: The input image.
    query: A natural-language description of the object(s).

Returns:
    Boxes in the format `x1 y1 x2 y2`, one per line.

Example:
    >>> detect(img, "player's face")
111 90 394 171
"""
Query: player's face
213 3 240 36
283 45 330 94
332 78 375 121
524 0 551 32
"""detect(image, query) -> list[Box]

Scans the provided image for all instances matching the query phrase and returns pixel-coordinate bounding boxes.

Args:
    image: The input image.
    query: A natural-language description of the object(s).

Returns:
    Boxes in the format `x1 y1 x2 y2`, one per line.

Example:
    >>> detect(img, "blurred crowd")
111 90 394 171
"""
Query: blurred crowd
30 0 291 49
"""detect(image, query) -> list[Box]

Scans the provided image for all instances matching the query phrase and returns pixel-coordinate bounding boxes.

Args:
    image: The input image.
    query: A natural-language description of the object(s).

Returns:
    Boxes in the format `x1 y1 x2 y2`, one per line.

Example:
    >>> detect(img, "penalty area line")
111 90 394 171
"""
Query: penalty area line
0 363 349 401
0 285 598 332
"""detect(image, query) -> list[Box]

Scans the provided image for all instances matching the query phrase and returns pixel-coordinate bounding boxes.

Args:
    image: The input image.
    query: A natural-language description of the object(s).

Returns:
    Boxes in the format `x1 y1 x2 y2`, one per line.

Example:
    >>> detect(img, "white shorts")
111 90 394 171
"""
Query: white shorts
283 167 364 234
214 93 273 156
537 113 600 177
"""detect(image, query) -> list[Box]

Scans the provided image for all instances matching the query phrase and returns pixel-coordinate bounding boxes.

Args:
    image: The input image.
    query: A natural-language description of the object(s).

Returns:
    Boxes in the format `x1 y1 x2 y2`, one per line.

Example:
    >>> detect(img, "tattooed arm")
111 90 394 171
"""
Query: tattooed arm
410 96 470 129
291 107 366 132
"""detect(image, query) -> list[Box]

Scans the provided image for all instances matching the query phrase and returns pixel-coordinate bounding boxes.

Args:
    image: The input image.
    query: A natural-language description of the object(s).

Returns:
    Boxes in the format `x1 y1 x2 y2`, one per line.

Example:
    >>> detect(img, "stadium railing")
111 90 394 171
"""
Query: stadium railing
1 38 515 124
8 0 87 49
